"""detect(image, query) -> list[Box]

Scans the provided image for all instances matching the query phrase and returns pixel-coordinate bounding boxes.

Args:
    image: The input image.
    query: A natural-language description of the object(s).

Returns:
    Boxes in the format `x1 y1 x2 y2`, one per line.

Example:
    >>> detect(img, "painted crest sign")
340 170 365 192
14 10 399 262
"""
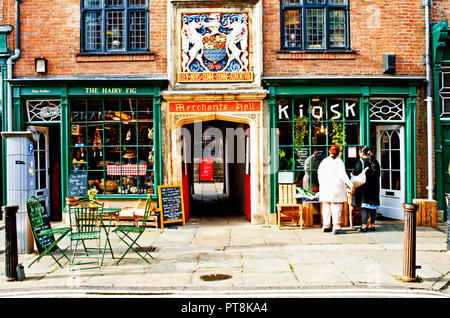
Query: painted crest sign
179 12 253 82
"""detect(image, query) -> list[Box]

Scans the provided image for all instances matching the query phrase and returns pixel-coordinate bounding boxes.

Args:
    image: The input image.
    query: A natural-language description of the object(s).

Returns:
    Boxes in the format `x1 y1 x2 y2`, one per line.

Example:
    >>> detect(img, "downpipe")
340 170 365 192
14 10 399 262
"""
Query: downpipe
6 0 22 132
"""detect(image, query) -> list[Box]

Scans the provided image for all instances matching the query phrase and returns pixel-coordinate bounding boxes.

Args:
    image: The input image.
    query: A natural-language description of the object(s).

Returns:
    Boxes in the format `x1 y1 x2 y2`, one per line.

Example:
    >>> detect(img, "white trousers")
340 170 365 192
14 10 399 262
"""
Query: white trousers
322 202 343 230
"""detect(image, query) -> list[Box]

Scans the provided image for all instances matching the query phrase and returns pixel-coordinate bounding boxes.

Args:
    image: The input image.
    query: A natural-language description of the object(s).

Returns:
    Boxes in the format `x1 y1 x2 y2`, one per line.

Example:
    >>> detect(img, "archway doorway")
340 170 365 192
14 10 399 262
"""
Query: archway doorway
181 119 251 221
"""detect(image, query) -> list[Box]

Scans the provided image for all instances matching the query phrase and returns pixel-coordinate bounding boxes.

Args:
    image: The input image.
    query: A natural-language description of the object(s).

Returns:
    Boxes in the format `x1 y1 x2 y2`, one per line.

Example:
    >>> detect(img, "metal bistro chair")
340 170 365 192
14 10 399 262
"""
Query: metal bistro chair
68 199 104 269
113 195 155 265
26 196 71 268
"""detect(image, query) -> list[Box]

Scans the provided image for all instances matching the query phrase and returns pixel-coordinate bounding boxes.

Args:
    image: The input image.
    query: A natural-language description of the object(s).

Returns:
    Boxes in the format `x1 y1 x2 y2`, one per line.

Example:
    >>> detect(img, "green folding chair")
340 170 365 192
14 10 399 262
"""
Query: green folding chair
26 196 71 268
113 195 155 265
68 200 104 269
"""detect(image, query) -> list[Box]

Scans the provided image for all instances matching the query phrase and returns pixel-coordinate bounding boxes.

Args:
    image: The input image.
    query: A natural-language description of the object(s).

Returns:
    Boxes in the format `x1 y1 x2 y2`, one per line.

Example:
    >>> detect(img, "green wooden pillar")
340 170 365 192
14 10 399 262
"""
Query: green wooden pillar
360 90 370 147
405 88 417 203
153 87 162 194
12 86 21 131
269 86 278 214
60 87 69 212
434 65 445 210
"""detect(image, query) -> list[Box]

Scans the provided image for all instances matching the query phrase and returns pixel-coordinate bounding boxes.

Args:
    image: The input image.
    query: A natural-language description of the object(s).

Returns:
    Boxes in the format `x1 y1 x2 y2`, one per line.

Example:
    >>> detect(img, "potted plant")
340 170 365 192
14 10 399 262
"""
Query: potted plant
294 115 308 146
330 118 346 155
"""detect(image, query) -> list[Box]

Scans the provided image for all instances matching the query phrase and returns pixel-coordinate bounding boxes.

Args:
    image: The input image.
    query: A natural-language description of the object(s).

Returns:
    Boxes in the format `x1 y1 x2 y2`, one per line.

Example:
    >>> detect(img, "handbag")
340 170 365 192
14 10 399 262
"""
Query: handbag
350 159 369 188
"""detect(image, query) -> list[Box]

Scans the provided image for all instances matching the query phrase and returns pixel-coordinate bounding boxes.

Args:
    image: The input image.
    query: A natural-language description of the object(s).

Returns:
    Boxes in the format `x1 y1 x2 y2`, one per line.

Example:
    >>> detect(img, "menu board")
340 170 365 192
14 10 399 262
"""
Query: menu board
33 200 55 254
68 171 88 198
295 147 309 170
158 185 185 229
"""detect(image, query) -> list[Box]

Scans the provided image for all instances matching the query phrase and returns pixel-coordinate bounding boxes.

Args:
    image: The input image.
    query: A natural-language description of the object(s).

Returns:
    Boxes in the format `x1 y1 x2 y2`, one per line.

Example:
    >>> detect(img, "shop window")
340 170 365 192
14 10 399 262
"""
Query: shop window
81 0 149 53
276 97 360 193
70 98 155 196
281 0 349 50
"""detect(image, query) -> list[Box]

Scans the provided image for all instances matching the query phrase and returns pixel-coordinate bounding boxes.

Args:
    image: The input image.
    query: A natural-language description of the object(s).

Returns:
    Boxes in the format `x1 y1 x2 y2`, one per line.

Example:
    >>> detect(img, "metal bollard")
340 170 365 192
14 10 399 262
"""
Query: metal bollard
402 203 420 282
2 205 19 281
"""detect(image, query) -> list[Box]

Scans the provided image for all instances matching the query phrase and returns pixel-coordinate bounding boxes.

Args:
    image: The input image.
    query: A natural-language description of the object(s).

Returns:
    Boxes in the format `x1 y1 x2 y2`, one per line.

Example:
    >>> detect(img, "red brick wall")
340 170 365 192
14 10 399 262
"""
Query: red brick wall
432 0 450 23
1 0 166 76
263 0 426 77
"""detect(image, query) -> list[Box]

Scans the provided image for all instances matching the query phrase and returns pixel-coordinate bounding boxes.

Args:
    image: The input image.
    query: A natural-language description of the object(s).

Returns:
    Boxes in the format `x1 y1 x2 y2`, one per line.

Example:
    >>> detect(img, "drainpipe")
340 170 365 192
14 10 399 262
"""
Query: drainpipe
6 0 22 132
424 0 433 200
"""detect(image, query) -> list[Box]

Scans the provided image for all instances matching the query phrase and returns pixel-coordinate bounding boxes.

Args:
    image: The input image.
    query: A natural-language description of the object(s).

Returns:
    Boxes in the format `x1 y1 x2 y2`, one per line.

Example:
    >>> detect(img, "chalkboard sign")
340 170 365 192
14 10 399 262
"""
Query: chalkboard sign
295 147 309 170
28 199 56 254
158 184 185 229
68 171 88 197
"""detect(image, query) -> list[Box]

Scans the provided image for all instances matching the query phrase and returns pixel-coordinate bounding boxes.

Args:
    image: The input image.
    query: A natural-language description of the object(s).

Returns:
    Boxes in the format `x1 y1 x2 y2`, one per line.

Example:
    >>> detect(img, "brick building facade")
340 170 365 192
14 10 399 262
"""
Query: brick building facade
0 1 448 238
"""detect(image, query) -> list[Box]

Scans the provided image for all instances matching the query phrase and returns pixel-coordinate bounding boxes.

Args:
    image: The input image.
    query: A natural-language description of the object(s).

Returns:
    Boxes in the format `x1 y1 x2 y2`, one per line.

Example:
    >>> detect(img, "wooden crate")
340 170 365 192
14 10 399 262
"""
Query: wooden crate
135 210 160 228
115 207 136 226
302 201 349 228
412 199 437 228
278 206 302 227
302 201 321 227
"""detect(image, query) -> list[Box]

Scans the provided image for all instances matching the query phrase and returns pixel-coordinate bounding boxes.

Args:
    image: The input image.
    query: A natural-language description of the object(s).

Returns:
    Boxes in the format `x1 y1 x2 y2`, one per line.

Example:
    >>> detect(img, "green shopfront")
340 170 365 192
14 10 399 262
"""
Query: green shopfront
265 77 423 221
4 77 166 221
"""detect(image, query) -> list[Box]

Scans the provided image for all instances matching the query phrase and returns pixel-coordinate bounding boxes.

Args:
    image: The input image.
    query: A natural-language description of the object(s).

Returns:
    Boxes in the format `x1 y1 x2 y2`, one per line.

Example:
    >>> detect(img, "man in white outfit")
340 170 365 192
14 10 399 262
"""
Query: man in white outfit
317 145 354 234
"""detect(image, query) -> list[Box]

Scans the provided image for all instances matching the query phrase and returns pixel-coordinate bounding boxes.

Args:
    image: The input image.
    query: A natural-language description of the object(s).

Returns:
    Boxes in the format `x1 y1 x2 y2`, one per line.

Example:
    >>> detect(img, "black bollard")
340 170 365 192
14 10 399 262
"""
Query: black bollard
402 203 419 282
2 205 19 281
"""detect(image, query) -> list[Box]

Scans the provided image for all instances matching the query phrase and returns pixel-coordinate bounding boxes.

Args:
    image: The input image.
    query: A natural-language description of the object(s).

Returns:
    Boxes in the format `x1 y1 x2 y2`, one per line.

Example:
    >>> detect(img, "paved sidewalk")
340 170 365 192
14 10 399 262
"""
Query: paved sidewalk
0 213 449 298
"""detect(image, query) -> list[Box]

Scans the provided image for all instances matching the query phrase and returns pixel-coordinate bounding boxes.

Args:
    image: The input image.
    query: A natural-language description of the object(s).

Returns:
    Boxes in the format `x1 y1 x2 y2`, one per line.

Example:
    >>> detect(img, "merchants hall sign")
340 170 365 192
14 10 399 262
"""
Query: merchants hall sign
169 101 261 113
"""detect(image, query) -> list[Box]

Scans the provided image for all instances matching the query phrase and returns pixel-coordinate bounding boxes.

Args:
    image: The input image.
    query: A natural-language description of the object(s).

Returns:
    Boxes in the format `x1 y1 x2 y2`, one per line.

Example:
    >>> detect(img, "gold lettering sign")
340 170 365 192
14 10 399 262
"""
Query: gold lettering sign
84 87 138 94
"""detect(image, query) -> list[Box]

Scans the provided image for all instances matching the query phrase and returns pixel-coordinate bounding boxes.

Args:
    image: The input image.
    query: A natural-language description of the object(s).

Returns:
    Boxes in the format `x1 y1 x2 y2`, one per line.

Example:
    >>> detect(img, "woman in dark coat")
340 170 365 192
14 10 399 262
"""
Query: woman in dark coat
352 145 381 232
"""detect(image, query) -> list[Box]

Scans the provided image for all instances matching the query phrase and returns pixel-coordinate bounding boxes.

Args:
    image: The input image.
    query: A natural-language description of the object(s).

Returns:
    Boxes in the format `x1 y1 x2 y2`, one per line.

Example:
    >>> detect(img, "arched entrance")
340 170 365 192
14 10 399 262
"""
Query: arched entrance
179 116 251 222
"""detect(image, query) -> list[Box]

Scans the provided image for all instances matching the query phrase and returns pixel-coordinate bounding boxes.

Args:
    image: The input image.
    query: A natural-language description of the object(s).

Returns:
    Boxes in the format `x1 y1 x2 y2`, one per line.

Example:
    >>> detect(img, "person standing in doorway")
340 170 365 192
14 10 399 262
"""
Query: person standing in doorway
318 145 354 234
352 145 381 232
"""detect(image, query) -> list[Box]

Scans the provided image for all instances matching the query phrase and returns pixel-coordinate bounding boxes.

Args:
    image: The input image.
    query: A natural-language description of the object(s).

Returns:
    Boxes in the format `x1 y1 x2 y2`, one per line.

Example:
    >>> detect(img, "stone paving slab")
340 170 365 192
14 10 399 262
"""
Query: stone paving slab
0 218 449 296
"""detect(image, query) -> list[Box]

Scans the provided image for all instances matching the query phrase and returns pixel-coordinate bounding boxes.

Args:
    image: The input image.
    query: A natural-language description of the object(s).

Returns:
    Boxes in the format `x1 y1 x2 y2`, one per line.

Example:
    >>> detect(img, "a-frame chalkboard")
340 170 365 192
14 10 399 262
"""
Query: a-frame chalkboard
158 184 185 229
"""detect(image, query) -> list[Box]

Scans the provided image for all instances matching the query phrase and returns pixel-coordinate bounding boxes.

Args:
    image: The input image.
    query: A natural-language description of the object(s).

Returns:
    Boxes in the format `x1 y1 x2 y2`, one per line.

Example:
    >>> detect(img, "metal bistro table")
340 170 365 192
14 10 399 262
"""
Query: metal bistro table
100 207 121 266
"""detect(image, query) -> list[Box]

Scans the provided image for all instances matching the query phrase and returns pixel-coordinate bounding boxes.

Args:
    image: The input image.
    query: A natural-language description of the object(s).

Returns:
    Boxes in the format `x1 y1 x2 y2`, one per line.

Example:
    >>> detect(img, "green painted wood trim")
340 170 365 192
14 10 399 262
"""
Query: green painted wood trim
432 21 449 66
269 85 363 96
434 65 445 210
360 94 370 146
269 92 277 215
12 87 22 131
405 95 417 203
60 88 69 213
153 87 162 196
